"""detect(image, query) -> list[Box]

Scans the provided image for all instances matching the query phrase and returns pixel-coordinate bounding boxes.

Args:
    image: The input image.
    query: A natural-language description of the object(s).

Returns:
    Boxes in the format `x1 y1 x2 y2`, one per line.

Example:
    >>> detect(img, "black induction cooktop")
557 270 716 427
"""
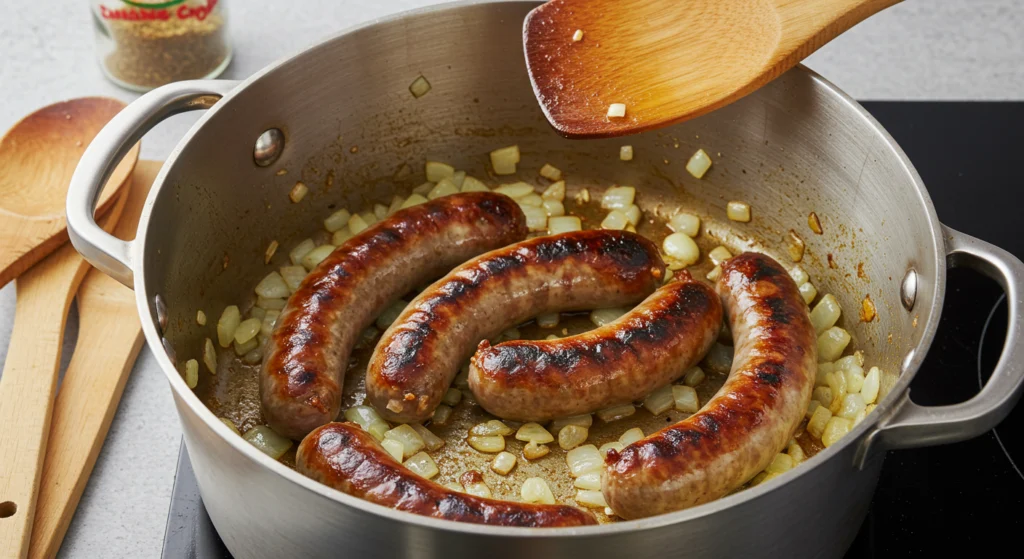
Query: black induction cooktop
160 102 1024 558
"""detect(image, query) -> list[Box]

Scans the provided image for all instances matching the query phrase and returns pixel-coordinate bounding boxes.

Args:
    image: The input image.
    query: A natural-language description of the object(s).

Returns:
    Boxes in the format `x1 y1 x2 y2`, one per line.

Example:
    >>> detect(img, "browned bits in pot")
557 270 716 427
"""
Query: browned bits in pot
857 262 867 279
808 211 823 234
827 253 836 269
860 294 877 322
786 229 805 262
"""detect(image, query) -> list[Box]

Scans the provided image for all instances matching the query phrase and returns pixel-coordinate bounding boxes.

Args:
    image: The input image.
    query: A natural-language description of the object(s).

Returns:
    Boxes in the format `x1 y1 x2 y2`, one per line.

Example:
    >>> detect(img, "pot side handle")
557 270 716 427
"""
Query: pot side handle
67 80 240 289
855 224 1024 469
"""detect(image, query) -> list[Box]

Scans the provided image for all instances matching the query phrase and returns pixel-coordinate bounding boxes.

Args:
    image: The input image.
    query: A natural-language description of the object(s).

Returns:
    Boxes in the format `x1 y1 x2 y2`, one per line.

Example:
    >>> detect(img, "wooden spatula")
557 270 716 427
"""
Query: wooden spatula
524 0 901 138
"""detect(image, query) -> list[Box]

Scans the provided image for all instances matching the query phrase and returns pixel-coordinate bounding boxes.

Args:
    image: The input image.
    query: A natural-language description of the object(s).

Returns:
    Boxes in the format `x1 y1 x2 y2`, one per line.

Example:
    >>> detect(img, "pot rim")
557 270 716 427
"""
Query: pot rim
132 0 946 537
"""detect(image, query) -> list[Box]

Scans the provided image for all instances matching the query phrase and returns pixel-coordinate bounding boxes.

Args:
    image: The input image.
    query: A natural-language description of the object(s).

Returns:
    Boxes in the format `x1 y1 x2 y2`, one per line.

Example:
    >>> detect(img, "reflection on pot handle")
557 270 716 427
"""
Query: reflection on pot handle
66 79 241 289
855 224 1024 469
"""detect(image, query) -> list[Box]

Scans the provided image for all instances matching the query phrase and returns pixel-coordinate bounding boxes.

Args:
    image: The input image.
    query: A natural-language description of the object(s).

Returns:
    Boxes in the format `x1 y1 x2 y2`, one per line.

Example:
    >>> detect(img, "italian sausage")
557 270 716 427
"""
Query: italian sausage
366 230 665 423
297 422 596 526
261 193 527 440
469 271 722 422
602 252 816 519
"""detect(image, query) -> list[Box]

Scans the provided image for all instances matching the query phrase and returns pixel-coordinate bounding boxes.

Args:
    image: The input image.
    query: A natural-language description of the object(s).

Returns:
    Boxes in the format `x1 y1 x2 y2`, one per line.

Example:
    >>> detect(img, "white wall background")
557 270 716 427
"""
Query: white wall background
0 1 1022 557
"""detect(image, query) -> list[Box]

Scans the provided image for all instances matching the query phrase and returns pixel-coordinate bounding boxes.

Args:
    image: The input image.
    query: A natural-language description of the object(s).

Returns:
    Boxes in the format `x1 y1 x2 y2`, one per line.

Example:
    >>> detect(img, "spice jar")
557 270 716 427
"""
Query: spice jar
91 0 231 91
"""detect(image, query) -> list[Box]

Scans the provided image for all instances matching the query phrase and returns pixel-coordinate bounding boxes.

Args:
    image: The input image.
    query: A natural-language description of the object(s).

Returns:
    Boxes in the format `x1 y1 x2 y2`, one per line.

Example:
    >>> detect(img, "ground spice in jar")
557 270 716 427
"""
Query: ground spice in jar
92 0 231 91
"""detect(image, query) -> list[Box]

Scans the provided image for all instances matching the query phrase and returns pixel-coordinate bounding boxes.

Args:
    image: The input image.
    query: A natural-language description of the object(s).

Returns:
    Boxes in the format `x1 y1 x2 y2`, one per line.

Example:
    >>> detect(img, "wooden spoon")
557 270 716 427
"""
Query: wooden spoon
524 0 901 138
0 98 140 289
28 161 161 559
0 157 133 559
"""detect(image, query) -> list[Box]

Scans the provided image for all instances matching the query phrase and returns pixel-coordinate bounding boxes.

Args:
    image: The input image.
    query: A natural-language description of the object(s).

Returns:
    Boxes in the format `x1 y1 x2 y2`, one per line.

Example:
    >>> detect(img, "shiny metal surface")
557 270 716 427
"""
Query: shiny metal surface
253 128 285 167
66 1 1024 557
900 268 918 311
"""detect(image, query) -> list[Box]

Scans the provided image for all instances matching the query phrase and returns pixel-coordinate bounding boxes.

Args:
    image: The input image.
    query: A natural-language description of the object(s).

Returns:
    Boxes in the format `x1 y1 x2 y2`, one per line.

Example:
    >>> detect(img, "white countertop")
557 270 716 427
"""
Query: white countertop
1 0 1023 556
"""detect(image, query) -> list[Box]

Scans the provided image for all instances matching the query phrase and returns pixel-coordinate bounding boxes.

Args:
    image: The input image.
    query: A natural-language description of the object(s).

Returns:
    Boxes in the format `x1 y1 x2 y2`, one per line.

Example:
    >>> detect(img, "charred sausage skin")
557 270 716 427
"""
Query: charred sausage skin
296 422 596 527
469 272 722 422
261 193 527 440
366 230 665 423
602 252 816 519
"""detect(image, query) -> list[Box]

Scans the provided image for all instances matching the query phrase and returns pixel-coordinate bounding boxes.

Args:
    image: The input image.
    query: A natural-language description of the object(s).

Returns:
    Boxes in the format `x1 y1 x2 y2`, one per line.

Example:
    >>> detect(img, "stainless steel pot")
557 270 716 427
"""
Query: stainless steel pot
66 1 1024 557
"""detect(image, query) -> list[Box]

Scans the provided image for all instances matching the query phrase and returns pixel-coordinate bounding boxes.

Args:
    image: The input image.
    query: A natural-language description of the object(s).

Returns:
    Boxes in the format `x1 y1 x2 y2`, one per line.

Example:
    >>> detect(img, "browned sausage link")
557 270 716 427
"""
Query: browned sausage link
297 423 597 527
469 271 722 422
602 252 816 519
261 193 527 440
367 230 665 423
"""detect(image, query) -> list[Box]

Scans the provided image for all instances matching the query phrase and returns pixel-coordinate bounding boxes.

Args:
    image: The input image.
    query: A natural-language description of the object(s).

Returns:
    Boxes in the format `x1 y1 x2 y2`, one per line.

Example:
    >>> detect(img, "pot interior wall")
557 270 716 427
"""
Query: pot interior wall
143 2 938 419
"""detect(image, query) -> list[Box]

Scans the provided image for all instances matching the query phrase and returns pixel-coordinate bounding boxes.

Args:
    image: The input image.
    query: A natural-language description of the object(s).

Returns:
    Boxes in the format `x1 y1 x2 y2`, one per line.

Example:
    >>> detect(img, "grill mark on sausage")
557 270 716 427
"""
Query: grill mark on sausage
297 423 596 527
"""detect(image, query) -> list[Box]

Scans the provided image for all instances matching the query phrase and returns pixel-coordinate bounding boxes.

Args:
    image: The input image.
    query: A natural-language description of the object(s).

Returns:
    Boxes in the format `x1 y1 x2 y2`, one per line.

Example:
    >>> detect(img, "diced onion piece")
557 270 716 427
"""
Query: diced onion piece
491 451 518 475
643 386 674 415
384 424 426 459
668 213 700 237
375 300 408 330
413 182 434 195
467 435 505 453
566 445 603 477
788 442 806 464
520 205 548 232
573 471 602 490
607 103 626 118
518 193 544 207
826 371 848 414
490 145 521 175
838 392 866 420
558 425 589 450
572 29 584 41
536 312 560 328
766 453 794 474
243 425 292 459
242 348 262 365
810 294 842 333
404 452 439 479
498 327 520 341
702 343 734 374
619 427 644 445
516 422 555 444
787 230 805 262
523 441 550 460
324 208 351 232
446 170 464 188
542 199 565 217
360 210 378 227
411 424 445 451
264 240 278 264
348 214 370 236
708 246 732 266
216 305 241 348
542 180 566 201
835 352 865 371
806 399 822 419
289 238 315 266
550 414 593 432
686 149 712 178
547 216 582 235
196 310 207 326
862 366 881 404
683 366 705 387
439 387 462 407
576 490 607 508
812 386 833 409
233 336 257 356
521 478 555 505
279 265 307 293
453 364 470 388
790 266 809 285
596 404 635 423
807 405 833 439
249 304 265 320
202 338 217 374
663 233 700 266
808 211 824 234
182 359 199 388
300 245 335 270
289 182 308 203
799 282 818 305
462 477 492 498
260 310 280 338
331 228 353 246
431 404 453 426
576 188 591 203
381 438 405 462
219 418 240 435
255 271 290 299
619 145 633 161
425 161 455 182
672 385 700 413
409 75 431 98
494 182 535 199
845 366 865 393
460 175 489 192
471 419 513 436
344 406 390 441
591 308 627 327
373 203 388 220
601 209 630 230
599 441 625 458
601 186 636 210
706 265 722 282
233 318 261 345
539 163 562 181
817 327 852 363
428 178 460 199
401 193 429 209
623 205 642 226
821 417 853 447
